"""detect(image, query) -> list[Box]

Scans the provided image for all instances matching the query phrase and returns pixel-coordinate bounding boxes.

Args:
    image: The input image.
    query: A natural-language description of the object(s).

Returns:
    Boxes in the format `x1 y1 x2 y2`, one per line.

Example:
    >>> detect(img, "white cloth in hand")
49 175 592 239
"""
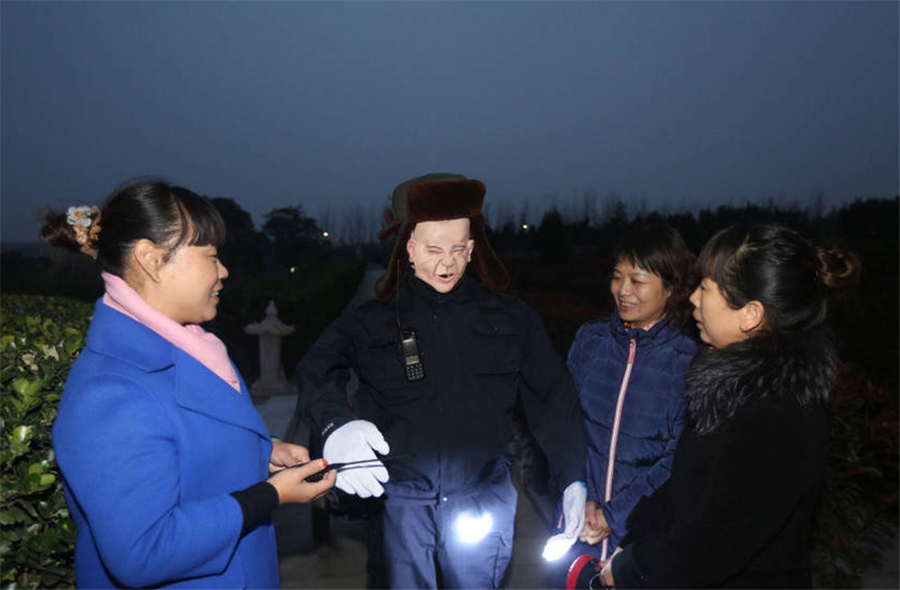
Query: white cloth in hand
322 420 390 498
541 481 587 561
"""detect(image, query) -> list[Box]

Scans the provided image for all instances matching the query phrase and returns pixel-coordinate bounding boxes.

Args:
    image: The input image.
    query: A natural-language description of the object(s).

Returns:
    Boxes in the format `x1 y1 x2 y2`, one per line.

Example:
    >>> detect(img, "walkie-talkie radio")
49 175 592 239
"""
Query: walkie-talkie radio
395 260 426 382
399 329 425 382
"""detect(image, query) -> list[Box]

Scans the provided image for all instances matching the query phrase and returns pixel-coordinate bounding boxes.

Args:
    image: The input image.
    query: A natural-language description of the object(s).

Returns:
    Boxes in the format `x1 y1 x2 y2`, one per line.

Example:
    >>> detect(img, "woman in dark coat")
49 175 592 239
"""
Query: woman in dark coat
602 224 860 589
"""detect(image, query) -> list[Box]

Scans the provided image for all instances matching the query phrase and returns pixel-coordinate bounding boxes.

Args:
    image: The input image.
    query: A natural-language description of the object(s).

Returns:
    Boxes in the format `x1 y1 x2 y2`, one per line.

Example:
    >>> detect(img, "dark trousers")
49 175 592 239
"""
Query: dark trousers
375 470 517 589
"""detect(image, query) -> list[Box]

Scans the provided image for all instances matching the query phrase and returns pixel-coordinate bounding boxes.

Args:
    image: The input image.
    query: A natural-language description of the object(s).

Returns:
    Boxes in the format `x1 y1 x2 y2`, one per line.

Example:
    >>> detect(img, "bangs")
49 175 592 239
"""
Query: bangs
697 239 726 283
170 187 226 249
696 227 750 306
697 230 733 282
612 225 685 281
617 247 663 279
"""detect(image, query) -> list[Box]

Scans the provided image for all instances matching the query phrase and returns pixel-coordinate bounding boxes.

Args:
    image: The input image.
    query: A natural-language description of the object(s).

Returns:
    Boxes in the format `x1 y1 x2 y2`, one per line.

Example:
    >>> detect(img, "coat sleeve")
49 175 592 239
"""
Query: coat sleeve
565 324 588 389
53 374 244 588
599 399 687 538
566 325 600 502
619 475 674 547
518 304 586 492
295 308 359 441
611 403 817 589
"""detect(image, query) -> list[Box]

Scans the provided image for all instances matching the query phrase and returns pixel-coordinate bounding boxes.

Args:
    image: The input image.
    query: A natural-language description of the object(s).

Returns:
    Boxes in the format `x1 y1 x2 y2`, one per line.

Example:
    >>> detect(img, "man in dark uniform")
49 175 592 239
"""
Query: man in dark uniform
296 174 587 588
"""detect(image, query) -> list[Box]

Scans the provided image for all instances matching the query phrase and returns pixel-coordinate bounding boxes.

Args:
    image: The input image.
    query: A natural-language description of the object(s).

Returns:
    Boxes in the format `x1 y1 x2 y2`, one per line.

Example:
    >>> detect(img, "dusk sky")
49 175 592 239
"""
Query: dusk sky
2 1 898 244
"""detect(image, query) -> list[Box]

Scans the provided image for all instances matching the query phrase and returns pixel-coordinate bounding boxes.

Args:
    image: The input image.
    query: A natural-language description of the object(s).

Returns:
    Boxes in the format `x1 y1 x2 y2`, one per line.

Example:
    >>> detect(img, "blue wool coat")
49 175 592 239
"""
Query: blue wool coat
567 311 698 551
53 301 278 589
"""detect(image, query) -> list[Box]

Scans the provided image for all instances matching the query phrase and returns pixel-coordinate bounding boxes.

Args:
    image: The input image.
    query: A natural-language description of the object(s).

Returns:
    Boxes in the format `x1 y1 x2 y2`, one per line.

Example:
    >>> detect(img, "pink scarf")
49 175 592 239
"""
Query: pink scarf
101 272 241 393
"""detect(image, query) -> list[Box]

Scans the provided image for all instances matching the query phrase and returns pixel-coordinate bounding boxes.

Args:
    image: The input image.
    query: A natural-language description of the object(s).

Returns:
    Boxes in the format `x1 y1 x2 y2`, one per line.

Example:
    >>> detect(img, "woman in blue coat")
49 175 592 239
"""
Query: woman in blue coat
564 225 698 571
41 181 335 589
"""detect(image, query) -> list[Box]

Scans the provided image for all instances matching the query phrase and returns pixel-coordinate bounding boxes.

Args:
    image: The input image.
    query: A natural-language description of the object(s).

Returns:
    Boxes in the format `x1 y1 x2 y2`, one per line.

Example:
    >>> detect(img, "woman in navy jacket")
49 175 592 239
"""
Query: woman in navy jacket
42 181 334 589
563 225 698 570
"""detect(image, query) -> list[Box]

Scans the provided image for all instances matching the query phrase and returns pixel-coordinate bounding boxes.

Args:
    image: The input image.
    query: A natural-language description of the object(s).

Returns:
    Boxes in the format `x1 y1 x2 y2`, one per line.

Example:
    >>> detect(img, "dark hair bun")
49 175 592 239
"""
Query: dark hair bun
814 243 861 291
39 209 84 252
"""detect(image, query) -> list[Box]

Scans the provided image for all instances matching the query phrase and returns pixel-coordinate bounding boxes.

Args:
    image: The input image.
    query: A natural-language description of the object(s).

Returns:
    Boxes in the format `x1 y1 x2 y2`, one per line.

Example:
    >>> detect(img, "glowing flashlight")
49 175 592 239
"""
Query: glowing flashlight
542 532 577 562
454 512 493 544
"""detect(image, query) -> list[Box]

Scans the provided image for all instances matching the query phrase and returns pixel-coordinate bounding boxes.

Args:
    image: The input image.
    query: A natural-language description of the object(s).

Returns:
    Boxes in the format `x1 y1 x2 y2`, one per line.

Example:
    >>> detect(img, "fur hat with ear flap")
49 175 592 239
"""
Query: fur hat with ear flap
374 174 511 302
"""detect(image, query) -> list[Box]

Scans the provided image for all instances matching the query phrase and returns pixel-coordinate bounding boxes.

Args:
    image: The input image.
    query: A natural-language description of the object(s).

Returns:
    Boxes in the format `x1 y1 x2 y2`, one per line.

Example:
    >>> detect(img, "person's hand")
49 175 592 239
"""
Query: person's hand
541 481 587 561
579 500 612 545
323 420 390 498
267 459 335 504
598 547 622 588
268 440 311 473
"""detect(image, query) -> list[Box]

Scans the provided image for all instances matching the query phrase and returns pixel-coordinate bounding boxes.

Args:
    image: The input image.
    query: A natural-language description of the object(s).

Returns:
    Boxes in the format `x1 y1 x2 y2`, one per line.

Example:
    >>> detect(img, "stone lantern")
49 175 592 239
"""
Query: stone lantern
244 300 294 397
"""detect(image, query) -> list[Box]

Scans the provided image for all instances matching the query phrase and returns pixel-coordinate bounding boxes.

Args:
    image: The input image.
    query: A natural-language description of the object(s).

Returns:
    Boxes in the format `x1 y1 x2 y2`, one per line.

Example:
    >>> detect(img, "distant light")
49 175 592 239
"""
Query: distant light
322 231 330 238
289 267 297 273
522 224 529 230
455 512 493 544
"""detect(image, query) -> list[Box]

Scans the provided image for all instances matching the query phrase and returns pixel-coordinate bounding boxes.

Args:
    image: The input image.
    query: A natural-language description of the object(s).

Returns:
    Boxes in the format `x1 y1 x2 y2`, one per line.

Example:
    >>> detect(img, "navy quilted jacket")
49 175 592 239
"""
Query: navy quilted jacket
567 309 698 551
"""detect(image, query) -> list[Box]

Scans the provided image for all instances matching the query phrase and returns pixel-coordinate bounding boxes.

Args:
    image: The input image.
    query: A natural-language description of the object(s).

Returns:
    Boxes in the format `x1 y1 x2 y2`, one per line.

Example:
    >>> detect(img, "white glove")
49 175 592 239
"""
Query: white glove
322 420 390 498
541 481 587 561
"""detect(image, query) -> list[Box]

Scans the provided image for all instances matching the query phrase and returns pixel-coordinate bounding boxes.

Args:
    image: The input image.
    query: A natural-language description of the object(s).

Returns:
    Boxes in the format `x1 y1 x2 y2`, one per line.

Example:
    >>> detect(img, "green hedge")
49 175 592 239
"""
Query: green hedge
810 365 898 588
1 295 93 589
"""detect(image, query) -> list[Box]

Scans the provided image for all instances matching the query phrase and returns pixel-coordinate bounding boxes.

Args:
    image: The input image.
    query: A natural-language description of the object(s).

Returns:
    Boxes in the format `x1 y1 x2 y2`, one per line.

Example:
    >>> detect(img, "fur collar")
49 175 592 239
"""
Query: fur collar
685 326 837 435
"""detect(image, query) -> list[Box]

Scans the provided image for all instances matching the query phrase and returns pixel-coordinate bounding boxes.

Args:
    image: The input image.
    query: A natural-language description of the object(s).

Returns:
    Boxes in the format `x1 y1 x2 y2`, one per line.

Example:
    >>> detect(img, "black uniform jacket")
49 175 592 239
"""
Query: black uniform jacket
612 327 835 589
297 273 586 504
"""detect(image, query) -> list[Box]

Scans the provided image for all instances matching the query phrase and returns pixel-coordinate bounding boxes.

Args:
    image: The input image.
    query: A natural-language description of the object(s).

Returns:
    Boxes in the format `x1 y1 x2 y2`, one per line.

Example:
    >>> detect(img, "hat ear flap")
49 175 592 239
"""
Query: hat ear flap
377 208 400 241
375 224 414 302
469 215 510 293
